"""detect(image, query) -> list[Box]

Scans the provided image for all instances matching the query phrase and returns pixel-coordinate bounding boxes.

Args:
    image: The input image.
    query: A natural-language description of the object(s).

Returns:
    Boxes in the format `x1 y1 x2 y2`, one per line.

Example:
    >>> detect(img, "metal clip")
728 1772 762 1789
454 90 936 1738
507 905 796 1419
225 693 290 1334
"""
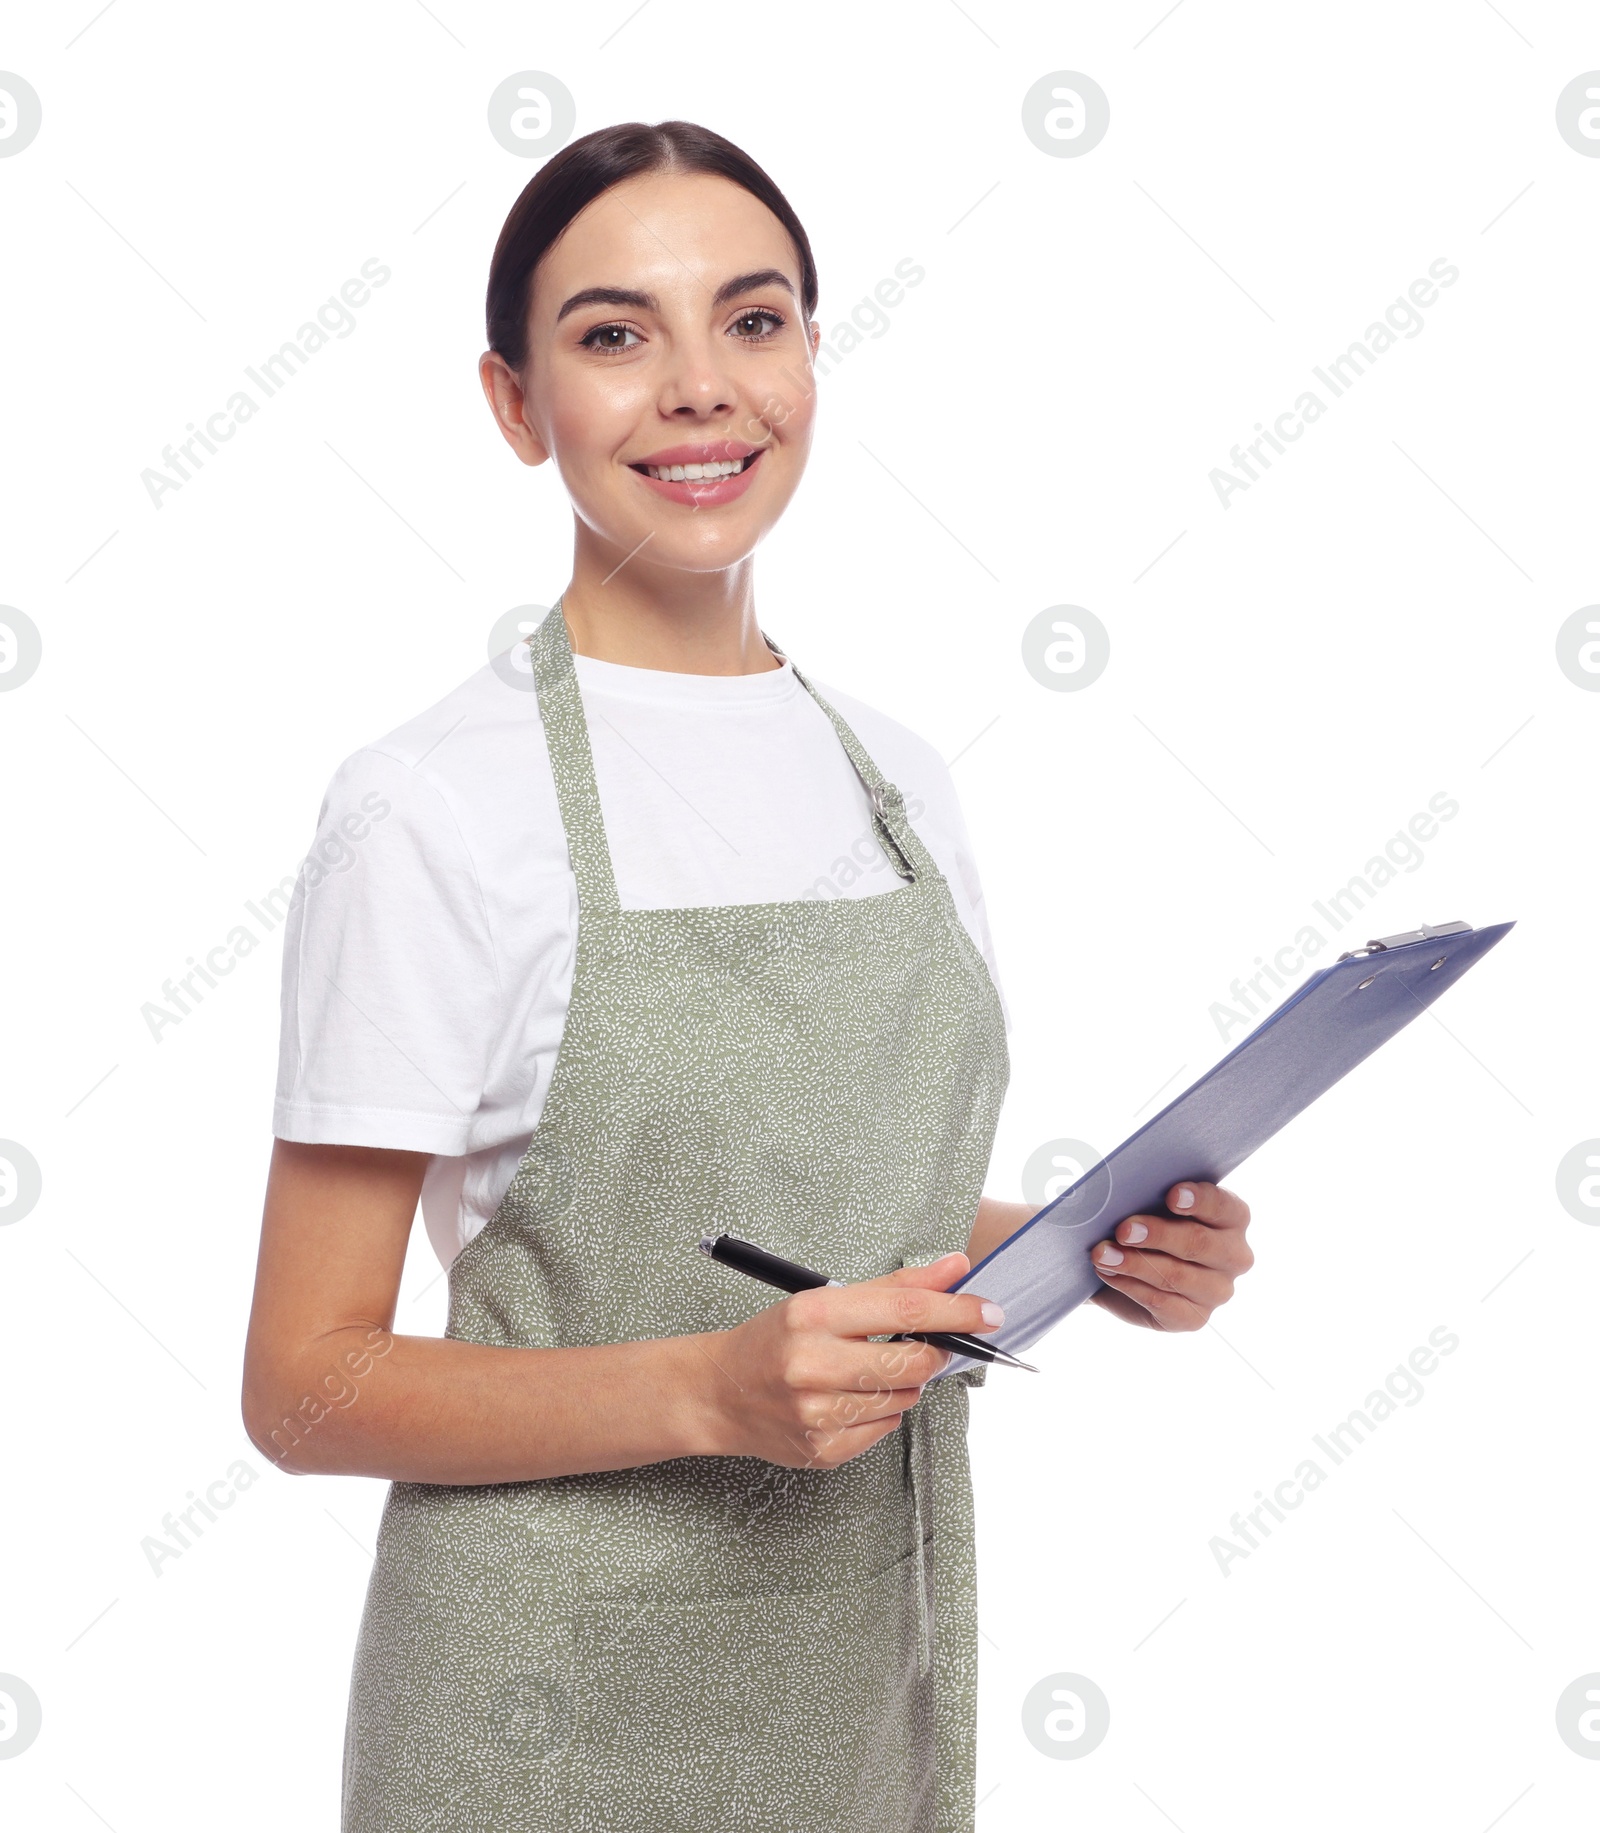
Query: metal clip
1337 919 1471 962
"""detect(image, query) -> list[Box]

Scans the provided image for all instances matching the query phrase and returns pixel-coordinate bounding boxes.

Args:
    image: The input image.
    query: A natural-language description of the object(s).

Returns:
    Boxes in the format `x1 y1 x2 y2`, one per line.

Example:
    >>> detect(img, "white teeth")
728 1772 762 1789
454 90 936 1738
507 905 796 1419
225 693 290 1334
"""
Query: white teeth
640 456 750 481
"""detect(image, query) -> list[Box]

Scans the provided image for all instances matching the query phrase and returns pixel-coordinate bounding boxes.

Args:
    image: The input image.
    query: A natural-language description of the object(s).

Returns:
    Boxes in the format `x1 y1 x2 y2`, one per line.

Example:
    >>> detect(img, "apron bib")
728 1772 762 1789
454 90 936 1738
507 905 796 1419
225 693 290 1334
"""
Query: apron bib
342 606 1009 1832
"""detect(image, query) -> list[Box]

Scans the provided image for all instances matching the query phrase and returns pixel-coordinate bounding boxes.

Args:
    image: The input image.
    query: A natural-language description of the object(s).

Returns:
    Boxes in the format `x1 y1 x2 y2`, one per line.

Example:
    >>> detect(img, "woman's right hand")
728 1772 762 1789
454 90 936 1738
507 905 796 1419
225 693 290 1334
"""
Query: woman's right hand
695 1252 1005 1469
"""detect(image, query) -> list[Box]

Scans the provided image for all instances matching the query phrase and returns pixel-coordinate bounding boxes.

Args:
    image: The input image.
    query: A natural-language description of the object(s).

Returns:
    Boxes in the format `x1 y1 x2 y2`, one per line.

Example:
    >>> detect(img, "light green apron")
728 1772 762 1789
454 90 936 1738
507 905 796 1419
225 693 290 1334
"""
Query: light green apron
342 605 1009 1832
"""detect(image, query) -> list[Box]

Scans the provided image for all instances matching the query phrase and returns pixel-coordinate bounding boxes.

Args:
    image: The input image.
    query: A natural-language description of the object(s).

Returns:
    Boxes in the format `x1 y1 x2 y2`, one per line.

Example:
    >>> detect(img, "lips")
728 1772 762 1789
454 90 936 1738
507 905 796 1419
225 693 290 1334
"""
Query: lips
626 440 768 506
631 438 764 471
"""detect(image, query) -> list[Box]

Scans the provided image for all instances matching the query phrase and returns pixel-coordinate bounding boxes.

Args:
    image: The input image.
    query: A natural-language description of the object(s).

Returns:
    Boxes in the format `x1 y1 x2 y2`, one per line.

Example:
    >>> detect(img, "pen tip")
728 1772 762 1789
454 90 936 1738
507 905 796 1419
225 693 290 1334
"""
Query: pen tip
697 1235 717 1255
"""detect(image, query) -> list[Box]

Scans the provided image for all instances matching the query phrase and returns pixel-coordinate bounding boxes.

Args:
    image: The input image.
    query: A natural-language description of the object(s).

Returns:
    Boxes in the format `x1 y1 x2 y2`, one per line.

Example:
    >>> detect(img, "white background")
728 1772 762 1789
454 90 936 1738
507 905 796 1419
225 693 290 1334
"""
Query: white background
2 1 1597 1826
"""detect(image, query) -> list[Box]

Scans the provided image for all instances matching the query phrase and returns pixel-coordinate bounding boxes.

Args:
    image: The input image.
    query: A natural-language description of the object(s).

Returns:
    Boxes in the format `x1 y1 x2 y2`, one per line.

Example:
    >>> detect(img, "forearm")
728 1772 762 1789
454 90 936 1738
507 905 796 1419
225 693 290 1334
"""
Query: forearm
966 1195 1122 1314
966 1196 1035 1268
244 1323 726 1485
967 1196 1159 1321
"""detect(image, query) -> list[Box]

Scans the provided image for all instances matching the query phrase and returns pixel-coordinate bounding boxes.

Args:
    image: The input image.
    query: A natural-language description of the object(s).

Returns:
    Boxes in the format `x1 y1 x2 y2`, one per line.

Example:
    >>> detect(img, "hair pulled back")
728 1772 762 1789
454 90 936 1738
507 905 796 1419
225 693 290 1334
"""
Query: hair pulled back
486 119 819 370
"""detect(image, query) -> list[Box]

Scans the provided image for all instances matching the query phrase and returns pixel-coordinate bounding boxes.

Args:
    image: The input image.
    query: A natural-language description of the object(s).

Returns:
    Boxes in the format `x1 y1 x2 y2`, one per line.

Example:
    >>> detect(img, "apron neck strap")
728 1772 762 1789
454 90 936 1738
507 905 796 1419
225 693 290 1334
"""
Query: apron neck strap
778 642 941 887
525 601 943 909
527 602 621 916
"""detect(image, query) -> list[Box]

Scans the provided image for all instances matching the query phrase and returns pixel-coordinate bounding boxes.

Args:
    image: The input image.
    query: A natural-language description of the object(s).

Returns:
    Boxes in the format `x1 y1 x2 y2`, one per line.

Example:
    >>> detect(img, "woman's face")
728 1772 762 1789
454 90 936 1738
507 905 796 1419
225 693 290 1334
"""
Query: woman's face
491 170 819 575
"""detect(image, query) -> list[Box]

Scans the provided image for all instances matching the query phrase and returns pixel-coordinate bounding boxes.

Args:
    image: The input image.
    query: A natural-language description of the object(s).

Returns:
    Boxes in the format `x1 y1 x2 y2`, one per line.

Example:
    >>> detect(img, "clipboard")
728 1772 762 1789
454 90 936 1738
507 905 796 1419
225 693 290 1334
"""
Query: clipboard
935 918 1514 1376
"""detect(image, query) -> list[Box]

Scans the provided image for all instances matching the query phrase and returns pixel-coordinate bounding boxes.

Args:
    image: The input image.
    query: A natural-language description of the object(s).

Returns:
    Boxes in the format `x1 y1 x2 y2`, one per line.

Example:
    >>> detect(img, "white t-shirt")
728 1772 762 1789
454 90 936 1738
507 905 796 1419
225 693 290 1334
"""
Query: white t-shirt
273 648 1005 1268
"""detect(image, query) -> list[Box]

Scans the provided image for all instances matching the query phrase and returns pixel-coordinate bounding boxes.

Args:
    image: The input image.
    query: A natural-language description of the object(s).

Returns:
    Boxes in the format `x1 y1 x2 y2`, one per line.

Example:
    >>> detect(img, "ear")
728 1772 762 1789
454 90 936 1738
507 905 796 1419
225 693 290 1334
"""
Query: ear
808 319 821 358
478 350 551 467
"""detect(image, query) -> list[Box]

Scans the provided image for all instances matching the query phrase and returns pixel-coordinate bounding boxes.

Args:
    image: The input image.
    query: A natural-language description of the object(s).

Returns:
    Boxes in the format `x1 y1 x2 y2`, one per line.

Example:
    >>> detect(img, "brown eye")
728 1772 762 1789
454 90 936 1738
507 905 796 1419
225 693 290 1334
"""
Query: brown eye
581 323 642 353
729 309 783 340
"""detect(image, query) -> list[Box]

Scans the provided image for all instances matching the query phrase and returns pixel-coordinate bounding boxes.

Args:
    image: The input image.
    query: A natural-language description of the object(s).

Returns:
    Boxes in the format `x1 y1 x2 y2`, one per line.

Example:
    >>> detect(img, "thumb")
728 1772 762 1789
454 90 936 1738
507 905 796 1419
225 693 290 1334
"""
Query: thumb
883 1251 970 1292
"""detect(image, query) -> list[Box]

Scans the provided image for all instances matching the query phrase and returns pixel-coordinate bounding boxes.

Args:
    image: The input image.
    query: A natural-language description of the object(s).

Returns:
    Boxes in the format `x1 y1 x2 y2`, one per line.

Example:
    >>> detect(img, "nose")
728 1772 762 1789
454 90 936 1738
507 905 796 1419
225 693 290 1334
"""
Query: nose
657 329 738 422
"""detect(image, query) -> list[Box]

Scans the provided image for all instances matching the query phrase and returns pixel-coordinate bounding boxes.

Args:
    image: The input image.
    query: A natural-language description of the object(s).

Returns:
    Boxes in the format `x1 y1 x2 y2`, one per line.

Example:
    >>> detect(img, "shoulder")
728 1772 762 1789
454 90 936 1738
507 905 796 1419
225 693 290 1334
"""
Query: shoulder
293 662 568 938
312 661 556 842
343 661 541 789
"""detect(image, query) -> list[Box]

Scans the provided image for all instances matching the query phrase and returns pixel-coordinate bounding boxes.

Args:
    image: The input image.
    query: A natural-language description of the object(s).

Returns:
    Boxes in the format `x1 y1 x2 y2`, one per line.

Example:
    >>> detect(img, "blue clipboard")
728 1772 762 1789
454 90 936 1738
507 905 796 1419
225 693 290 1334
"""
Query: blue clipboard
936 918 1514 1376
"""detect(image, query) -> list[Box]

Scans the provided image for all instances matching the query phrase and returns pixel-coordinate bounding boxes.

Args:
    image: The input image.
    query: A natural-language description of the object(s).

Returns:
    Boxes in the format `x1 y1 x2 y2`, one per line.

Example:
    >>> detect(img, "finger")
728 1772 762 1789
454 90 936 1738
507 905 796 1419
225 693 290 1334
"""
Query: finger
801 1270 1004 1344
1090 1269 1212 1331
1164 1181 1250 1228
1105 1214 1254 1275
787 1378 937 1466
845 1338 952 1393
877 1253 971 1291
788 1410 906 1468
1090 1284 1158 1329
797 1381 927 1438
781 1324 951 1395
1091 1244 1233 1311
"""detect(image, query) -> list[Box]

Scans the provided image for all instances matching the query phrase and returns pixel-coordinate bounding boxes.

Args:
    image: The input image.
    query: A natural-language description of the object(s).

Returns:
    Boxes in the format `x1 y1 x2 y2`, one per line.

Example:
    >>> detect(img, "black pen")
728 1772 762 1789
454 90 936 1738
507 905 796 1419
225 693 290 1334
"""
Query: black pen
698 1233 1039 1371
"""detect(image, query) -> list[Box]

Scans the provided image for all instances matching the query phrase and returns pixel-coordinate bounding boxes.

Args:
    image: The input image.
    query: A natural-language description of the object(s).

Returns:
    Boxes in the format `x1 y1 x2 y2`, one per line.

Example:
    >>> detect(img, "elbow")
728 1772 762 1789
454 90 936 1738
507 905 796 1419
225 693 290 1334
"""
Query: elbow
241 1325 397 1477
239 1345 340 1476
241 1375 321 1476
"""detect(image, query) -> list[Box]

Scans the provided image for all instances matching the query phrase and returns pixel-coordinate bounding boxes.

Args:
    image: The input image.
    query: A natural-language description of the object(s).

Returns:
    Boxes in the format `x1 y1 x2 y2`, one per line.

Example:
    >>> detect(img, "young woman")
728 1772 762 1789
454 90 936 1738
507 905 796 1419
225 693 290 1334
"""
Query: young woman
244 120 1254 1832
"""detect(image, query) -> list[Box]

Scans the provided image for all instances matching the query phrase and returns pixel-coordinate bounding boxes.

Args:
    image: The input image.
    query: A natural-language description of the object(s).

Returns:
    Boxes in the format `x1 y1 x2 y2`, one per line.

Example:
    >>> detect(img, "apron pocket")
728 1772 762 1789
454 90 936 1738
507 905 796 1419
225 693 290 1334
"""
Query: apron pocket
562 1547 934 1833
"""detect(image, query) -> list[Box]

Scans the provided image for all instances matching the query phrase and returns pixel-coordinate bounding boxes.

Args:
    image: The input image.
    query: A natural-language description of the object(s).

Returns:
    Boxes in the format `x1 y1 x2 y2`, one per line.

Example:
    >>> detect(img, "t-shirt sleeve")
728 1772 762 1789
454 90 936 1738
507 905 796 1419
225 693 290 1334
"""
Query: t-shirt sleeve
273 747 501 1154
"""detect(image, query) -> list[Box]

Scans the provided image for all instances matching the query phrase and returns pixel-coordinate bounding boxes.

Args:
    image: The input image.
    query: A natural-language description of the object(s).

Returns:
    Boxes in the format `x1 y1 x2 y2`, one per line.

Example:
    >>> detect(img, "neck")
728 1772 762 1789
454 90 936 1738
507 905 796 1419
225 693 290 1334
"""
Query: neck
558 524 780 676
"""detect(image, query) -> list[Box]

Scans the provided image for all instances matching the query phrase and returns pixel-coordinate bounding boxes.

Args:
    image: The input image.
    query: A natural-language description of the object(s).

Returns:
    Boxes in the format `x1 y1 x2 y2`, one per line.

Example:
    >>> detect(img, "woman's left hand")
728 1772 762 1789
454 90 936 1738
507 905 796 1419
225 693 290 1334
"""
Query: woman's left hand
1090 1181 1253 1331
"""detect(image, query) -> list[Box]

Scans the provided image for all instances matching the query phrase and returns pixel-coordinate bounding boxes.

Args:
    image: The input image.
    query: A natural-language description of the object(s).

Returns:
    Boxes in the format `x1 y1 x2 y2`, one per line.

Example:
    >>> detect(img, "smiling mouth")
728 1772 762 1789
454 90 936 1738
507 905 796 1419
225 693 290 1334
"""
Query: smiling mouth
630 453 760 482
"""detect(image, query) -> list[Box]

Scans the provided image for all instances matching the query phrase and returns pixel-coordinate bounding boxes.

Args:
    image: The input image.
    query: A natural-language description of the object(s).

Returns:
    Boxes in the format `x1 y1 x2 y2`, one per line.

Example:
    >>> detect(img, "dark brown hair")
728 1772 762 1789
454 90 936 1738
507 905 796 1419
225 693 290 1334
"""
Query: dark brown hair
485 120 819 370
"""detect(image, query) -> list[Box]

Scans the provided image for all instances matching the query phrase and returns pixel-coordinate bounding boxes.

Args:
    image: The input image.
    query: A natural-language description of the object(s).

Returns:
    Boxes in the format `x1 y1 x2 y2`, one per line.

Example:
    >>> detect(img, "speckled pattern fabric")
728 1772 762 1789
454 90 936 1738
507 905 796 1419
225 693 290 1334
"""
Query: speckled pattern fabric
341 605 1009 1832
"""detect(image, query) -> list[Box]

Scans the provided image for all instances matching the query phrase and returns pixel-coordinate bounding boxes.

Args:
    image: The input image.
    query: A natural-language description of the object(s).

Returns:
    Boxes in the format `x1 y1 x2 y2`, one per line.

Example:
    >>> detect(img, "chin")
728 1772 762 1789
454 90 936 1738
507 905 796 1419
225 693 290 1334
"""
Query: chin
581 490 773 569
645 525 766 574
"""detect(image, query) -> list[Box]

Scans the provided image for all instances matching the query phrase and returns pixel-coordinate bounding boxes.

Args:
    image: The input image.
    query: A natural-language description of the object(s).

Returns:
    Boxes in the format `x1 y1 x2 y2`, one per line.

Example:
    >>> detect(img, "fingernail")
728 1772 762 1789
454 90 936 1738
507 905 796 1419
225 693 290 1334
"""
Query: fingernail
1173 1186 1195 1210
980 1301 1005 1327
1097 1244 1124 1266
1125 1221 1149 1244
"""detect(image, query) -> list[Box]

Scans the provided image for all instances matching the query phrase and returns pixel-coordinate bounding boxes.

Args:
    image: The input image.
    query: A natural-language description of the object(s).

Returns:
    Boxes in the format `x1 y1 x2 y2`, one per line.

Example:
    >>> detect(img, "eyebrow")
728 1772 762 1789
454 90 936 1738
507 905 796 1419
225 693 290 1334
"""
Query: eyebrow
554 268 797 325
